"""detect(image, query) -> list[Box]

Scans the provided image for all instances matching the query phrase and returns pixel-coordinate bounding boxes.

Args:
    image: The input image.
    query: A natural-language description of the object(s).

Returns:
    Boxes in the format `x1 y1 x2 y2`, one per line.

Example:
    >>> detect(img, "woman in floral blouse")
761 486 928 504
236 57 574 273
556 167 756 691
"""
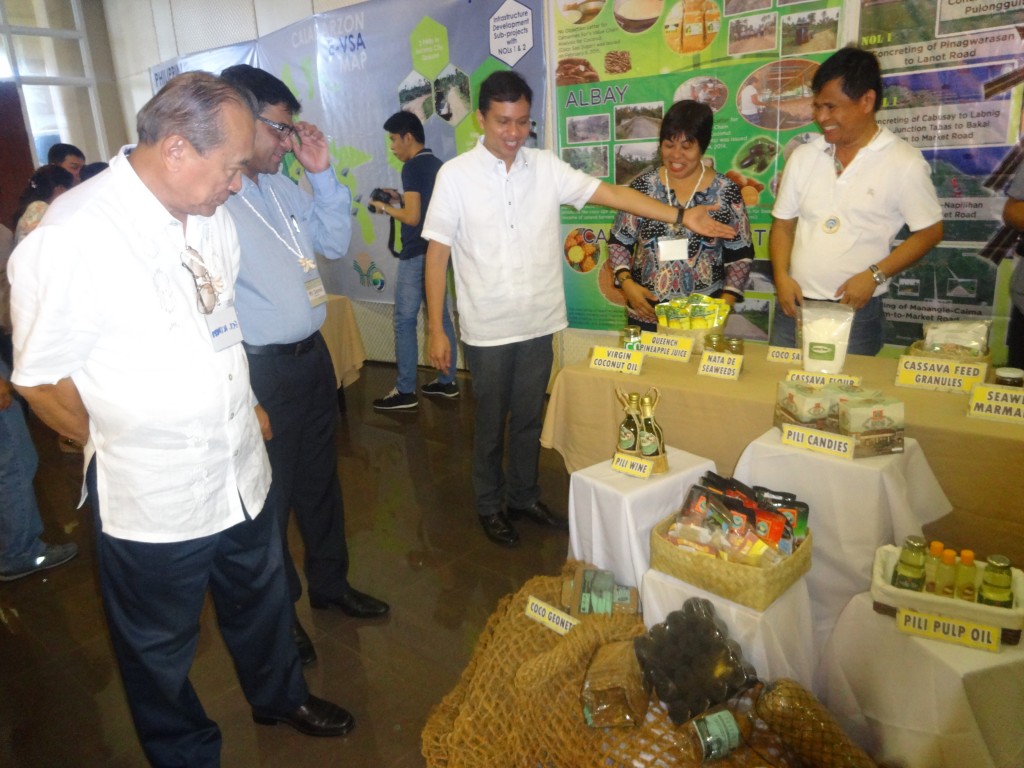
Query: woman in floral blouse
608 100 754 329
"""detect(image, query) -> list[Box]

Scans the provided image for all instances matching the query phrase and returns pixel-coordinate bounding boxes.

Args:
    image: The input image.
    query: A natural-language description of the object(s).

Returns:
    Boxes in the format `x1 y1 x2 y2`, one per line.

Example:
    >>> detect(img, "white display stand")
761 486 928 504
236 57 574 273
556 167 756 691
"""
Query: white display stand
567 446 715 589
820 592 1024 768
733 428 951 682
640 567 816 691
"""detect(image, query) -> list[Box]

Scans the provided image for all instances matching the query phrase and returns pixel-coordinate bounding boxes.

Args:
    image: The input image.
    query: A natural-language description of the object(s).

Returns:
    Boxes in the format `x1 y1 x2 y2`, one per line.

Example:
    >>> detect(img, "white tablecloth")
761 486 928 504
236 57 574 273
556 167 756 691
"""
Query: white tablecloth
568 446 715 589
733 429 951 676
821 592 1024 768
641 568 816 690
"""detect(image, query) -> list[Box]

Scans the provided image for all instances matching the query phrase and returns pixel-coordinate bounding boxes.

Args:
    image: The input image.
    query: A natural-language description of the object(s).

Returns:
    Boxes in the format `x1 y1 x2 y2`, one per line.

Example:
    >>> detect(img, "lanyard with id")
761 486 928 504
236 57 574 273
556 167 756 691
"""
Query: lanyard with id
240 187 328 307
656 163 705 264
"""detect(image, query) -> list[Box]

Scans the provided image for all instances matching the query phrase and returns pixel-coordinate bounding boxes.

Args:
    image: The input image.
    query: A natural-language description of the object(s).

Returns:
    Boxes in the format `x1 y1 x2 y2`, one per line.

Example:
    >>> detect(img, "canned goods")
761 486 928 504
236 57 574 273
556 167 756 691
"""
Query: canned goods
994 367 1024 387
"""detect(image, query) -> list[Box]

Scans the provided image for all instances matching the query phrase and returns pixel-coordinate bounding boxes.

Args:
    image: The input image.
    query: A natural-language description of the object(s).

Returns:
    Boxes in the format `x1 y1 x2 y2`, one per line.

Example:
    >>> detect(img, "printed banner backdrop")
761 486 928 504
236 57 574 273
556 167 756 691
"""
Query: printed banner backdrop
151 0 546 304
551 0 1024 359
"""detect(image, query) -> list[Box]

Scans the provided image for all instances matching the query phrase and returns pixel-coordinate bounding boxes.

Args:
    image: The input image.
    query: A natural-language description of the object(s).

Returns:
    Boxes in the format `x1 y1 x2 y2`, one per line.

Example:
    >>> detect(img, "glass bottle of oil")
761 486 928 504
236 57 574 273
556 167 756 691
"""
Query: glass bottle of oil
978 555 1014 608
891 535 926 591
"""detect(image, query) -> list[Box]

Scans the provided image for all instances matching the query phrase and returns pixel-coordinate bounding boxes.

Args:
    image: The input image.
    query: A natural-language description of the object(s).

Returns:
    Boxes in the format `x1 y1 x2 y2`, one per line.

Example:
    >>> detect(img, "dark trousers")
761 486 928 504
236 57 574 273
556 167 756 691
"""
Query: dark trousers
246 333 350 603
1007 304 1024 368
88 462 307 768
464 334 553 517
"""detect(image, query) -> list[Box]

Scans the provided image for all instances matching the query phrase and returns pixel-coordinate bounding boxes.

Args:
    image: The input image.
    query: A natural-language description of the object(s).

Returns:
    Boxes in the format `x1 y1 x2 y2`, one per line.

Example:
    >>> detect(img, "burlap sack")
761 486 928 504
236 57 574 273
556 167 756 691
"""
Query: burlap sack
422 561 811 768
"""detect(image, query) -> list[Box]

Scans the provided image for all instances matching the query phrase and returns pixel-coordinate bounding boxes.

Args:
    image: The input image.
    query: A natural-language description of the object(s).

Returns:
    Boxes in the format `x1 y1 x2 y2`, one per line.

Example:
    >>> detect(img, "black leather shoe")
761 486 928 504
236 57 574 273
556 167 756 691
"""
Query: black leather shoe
506 500 569 530
308 587 390 618
291 620 316 666
252 694 354 737
480 513 519 547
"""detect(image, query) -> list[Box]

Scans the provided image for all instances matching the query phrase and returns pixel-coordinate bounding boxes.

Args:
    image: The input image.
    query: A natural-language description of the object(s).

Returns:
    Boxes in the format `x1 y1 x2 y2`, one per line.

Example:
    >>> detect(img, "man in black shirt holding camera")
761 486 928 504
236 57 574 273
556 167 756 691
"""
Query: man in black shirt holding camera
370 111 459 410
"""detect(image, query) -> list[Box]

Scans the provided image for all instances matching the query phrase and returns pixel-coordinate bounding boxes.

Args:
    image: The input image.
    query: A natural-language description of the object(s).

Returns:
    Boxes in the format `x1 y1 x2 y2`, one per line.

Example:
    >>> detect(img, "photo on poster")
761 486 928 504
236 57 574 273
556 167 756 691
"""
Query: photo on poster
614 141 659 184
612 0 665 34
921 144 1010 244
559 0 608 25
675 76 729 112
877 63 1017 151
399 72 434 123
567 113 612 144
563 226 608 273
723 0 770 17
737 59 818 130
433 64 471 124
555 56 601 86
934 0 1023 38
882 247 996 347
777 0 816 6
780 7 839 57
563 145 611 178
727 12 777 56
724 296 770 340
614 101 664 140
663 1 720 54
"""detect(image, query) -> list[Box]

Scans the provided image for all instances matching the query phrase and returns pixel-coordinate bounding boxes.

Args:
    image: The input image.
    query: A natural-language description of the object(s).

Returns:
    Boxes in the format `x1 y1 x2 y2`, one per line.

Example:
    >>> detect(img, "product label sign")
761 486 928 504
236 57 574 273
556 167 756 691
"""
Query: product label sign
780 423 854 460
525 595 580 636
896 355 987 394
896 607 1001 653
590 346 644 375
611 451 655 478
785 370 862 387
767 346 803 364
967 384 1024 425
636 331 693 362
698 351 742 380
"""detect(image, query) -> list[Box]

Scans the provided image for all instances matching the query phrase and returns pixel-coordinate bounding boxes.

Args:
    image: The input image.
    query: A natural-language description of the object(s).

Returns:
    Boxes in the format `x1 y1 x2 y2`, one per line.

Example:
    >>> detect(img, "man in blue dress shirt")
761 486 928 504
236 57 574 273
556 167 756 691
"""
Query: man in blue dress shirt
221 65 388 666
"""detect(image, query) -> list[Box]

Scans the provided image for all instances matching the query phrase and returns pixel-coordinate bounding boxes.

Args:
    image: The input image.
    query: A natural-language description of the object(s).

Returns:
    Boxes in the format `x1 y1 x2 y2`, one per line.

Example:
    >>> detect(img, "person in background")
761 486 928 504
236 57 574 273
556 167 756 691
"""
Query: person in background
13 164 74 244
0 358 78 581
220 64 388 668
1002 162 1024 368
80 161 109 183
47 142 85 185
770 46 943 355
9 71 353 765
608 100 753 331
423 71 735 547
370 110 458 411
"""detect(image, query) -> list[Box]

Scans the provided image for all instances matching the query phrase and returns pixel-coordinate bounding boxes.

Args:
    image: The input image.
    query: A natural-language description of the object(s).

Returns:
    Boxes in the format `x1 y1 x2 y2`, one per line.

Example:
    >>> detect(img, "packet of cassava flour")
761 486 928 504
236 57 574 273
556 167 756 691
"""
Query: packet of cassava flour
798 301 855 374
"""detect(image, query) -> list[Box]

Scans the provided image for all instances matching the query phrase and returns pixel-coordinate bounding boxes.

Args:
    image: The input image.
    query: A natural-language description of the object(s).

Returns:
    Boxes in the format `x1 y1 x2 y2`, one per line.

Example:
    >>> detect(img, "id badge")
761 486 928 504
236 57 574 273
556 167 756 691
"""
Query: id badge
205 301 243 351
305 275 327 307
657 237 690 263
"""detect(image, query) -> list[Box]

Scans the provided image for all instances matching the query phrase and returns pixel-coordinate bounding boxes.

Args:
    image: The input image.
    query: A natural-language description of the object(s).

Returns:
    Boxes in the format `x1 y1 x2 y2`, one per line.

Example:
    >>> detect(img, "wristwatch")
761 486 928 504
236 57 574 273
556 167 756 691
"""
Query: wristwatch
868 264 887 285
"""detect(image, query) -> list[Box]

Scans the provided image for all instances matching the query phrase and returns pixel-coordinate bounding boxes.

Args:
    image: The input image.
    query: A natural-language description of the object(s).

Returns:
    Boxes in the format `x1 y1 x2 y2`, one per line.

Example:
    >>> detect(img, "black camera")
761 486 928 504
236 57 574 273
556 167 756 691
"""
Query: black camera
369 187 402 207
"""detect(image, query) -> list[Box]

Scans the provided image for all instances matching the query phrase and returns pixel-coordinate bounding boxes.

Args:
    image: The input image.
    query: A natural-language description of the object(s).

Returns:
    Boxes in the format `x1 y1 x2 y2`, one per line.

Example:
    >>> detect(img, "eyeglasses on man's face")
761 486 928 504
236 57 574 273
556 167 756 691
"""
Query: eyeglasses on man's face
257 114 297 138
181 247 219 315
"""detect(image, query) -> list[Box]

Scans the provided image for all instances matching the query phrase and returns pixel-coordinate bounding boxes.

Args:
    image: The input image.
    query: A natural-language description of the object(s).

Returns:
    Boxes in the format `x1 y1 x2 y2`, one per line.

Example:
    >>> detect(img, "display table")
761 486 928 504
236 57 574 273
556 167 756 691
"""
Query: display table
540 352 1023 523
820 592 1024 768
568 447 715 589
321 294 365 388
733 429 951 668
641 567 816 691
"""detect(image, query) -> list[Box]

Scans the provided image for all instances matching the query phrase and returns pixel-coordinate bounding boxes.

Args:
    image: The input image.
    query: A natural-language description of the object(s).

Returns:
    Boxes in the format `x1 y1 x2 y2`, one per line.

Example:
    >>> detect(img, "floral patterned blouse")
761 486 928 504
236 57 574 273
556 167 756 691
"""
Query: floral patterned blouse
14 200 49 245
607 167 754 321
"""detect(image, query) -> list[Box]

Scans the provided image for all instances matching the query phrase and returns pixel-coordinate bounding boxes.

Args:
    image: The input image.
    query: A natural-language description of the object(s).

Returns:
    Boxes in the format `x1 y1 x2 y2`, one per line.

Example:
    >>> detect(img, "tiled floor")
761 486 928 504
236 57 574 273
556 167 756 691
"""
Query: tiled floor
0 362 571 767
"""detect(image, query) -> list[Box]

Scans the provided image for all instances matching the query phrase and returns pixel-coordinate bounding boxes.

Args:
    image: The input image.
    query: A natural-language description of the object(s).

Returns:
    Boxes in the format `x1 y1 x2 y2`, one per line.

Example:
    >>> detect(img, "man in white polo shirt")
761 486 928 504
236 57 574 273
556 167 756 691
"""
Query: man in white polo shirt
770 46 943 355
423 71 735 547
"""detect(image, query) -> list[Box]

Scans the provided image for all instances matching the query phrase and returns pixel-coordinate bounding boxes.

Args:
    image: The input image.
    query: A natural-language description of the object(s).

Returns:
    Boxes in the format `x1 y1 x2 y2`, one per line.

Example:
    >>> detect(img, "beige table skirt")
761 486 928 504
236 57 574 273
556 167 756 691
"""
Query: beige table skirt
321 294 365 388
540 351 1023 523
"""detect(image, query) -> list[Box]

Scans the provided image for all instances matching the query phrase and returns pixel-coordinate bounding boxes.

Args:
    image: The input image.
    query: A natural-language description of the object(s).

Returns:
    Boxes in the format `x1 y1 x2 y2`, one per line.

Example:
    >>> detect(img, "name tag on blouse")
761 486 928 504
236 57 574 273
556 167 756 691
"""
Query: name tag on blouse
656 236 689 263
206 302 244 351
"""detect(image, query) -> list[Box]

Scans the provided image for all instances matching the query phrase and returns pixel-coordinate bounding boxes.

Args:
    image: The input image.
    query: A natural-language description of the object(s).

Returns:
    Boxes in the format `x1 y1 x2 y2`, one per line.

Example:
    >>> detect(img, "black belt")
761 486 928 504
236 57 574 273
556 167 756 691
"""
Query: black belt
243 332 319 357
